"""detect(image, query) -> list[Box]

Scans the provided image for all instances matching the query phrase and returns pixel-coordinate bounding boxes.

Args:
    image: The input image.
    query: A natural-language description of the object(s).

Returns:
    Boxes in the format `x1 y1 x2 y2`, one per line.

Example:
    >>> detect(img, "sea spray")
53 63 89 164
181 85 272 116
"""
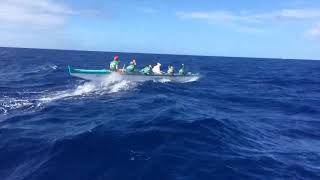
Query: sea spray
1 71 197 116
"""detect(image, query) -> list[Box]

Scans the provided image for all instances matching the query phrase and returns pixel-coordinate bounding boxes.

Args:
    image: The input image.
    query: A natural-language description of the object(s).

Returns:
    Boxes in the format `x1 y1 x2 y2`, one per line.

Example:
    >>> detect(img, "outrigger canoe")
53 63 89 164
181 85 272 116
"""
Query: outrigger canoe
68 66 199 82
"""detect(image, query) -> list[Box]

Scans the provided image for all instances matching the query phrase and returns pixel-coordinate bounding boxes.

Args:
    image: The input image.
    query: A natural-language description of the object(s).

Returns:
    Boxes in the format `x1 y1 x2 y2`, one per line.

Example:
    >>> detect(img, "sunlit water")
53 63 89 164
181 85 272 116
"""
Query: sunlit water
1 47 320 180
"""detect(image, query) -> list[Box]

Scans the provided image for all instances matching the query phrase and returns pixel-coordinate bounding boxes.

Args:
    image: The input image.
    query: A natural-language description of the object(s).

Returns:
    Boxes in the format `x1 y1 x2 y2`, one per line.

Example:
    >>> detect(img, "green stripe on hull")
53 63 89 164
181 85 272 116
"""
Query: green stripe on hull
68 66 112 74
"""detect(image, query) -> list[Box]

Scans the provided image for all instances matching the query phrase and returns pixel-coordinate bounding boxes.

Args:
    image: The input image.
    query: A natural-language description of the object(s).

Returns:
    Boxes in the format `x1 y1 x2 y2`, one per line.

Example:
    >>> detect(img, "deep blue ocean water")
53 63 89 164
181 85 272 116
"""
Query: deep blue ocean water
1 47 320 180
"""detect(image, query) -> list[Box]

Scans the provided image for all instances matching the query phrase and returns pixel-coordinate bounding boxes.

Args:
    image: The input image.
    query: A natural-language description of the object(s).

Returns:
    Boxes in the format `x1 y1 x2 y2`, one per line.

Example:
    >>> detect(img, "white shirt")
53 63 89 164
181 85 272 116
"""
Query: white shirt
152 63 162 74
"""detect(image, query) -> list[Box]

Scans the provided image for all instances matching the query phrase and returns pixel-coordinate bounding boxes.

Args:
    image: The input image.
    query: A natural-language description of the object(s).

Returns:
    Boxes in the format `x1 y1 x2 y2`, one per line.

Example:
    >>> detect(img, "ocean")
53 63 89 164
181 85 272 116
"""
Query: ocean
0 47 320 180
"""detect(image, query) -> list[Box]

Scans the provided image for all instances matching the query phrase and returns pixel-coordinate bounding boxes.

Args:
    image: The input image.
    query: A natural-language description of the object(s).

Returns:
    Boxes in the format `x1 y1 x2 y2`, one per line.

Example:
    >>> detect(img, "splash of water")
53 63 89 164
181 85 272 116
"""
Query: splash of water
0 72 200 116
155 79 172 83
0 73 138 116
37 64 58 72
183 76 200 83
40 73 137 103
0 98 36 116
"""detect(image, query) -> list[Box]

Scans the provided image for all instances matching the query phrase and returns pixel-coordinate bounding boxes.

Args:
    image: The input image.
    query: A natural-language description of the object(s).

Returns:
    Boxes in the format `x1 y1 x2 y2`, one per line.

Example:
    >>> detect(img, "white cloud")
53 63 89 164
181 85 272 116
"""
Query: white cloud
177 9 320 24
255 9 320 20
306 23 320 39
0 0 101 49
178 11 235 21
0 0 75 28
137 7 159 14
177 9 320 36
177 10 263 25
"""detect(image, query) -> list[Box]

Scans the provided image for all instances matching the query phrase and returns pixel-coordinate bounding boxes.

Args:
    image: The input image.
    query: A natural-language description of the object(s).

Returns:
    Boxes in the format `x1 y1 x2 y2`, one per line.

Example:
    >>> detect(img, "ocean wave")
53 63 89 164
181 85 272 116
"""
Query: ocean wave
0 98 36 116
1 72 197 116
2 47 320 179
0 79 137 116
25 64 59 74
40 79 137 103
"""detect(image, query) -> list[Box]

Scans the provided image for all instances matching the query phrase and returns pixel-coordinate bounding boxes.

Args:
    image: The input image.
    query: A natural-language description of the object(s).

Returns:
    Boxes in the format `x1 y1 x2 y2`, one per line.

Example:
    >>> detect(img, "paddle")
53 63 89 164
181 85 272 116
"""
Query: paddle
121 64 126 73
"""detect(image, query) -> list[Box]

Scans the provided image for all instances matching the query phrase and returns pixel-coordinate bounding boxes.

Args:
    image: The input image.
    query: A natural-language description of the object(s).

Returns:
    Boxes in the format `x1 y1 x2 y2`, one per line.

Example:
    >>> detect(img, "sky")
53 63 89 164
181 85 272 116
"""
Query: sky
0 0 320 59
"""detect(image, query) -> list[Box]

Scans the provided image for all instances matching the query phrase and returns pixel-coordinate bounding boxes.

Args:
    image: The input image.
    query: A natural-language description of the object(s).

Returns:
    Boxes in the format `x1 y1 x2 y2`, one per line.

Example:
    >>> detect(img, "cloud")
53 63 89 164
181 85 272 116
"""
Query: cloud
306 23 320 39
0 0 104 50
137 7 159 14
177 9 320 35
255 9 320 20
0 0 75 28
177 9 320 24
177 11 256 23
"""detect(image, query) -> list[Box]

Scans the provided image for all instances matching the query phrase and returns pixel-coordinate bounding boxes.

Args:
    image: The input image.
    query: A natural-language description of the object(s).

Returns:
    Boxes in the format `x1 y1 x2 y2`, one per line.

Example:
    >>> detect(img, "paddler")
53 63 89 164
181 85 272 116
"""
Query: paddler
152 62 162 75
110 55 120 71
178 64 185 75
126 59 137 72
167 65 174 75
140 65 152 75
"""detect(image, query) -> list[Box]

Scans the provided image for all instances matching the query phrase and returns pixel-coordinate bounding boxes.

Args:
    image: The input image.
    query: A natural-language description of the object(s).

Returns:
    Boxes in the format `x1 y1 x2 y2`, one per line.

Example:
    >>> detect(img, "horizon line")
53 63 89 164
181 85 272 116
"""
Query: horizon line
0 46 319 61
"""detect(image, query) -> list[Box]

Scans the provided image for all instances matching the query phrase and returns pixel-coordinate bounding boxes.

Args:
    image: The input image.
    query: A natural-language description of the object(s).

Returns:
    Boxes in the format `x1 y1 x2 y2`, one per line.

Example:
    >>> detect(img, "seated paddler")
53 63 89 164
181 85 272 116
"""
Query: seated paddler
126 59 137 72
110 55 120 71
140 64 152 75
178 64 186 75
167 65 174 75
152 62 162 75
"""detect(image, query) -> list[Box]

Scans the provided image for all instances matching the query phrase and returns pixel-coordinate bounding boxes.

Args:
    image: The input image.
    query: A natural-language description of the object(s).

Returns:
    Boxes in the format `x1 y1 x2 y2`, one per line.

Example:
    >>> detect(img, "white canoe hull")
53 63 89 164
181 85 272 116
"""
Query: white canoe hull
70 72 200 83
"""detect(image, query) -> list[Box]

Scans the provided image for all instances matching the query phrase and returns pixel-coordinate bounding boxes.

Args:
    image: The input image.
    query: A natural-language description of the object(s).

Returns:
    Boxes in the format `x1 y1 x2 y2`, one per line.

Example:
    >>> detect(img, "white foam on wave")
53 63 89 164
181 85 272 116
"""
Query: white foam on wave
39 82 97 102
155 78 172 83
0 98 37 116
39 64 58 71
49 65 58 70
1 80 136 116
1 72 200 116
40 73 137 103
0 73 138 116
0 107 8 115
108 80 133 93
0 99 33 109
183 76 200 83
1 64 59 76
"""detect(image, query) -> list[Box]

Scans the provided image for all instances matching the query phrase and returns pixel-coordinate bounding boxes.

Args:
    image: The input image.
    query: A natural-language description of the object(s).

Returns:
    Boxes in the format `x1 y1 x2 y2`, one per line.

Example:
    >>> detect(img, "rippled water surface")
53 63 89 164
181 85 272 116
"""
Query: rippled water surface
1 47 320 180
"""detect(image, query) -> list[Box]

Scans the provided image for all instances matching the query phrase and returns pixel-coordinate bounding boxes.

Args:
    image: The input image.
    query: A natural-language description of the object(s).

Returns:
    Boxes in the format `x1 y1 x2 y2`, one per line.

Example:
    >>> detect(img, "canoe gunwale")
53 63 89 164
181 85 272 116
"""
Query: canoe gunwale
68 66 198 77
